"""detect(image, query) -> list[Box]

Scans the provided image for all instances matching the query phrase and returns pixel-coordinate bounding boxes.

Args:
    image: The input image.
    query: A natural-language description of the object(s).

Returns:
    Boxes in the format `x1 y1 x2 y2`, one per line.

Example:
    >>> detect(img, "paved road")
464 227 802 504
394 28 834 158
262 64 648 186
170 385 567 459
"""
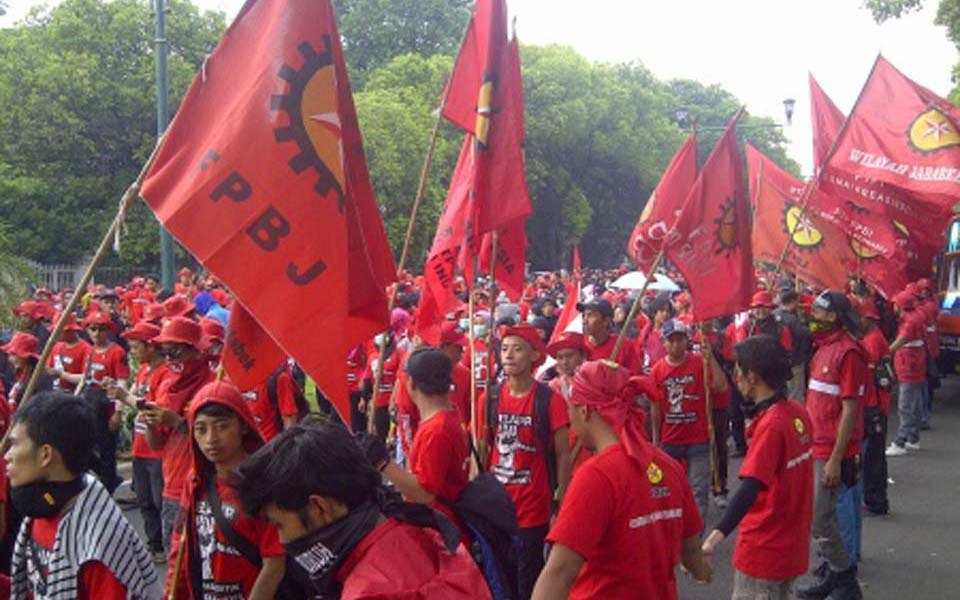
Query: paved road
679 376 960 600
117 377 960 598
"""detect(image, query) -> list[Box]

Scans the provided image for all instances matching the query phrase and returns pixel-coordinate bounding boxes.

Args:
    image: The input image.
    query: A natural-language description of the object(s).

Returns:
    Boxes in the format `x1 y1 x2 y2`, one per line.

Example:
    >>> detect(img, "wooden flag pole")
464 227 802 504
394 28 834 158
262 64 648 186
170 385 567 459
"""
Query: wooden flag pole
610 251 665 363
6 138 165 451
699 323 722 496
485 231 499 393
467 286 480 472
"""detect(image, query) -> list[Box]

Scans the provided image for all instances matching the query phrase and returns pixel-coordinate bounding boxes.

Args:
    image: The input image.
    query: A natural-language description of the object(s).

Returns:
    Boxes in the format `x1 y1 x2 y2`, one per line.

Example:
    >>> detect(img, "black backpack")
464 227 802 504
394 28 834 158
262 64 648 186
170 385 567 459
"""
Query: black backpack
266 363 311 431
485 382 558 498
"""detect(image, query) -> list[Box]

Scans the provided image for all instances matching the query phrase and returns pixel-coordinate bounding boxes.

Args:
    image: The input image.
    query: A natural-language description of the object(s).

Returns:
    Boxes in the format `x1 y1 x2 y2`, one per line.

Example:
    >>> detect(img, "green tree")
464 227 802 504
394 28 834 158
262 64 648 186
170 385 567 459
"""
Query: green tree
0 0 224 267
0 219 31 328
333 0 470 86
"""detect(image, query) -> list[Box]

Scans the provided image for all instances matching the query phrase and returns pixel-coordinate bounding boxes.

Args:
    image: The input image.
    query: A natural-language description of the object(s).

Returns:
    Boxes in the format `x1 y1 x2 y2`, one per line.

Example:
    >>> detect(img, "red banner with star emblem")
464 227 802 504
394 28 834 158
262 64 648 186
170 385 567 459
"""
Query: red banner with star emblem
823 56 960 206
140 0 395 417
665 109 755 321
628 133 698 271
747 144 849 292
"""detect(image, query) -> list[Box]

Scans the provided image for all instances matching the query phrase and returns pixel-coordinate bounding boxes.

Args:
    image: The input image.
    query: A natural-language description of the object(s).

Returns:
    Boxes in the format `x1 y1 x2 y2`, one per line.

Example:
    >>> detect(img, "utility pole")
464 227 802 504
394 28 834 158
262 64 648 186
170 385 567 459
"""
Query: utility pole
155 0 176 292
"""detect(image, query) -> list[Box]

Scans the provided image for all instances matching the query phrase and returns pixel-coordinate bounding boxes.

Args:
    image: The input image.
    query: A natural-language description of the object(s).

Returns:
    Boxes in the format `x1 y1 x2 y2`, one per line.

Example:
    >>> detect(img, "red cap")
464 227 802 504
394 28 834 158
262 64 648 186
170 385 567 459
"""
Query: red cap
858 299 880 321
750 291 776 309
122 321 161 342
892 290 916 311
178 267 193 278
2 332 40 360
546 332 587 358
13 300 45 320
440 321 468 347
200 317 225 343
82 311 114 330
144 303 165 324
153 316 209 350
163 295 196 319
502 324 547 366
674 291 691 307
50 313 83 332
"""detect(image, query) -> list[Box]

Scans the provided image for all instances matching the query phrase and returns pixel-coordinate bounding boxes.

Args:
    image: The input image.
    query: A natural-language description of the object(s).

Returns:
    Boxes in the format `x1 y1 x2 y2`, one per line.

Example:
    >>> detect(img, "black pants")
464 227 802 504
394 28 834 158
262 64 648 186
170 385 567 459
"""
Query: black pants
374 406 390 444
349 391 365 433
515 524 548 600
862 407 890 514
133 457 164 552
712 408 730 495
94 427 120 494
728 386 747 452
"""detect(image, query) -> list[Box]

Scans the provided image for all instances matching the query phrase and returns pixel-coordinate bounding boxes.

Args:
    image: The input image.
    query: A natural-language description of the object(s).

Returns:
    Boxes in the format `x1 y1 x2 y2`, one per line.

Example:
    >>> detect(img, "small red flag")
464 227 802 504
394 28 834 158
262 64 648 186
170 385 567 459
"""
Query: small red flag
140 0 395 418
572 245 582 284
477 217 527 302
549 281 580 346
628 134 698 271
665 110 755 321
222 303 286 390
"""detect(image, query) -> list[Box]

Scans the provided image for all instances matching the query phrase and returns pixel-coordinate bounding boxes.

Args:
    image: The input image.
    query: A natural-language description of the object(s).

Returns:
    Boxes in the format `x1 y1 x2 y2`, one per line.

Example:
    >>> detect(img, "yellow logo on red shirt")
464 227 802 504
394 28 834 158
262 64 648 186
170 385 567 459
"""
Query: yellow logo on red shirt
647 462 664 484
793 417 805 435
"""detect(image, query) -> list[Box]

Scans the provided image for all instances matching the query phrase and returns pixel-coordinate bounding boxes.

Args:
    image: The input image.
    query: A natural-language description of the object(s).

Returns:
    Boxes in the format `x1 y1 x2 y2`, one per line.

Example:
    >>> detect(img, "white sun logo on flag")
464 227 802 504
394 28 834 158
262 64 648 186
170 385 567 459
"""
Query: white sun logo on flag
921 118 953 141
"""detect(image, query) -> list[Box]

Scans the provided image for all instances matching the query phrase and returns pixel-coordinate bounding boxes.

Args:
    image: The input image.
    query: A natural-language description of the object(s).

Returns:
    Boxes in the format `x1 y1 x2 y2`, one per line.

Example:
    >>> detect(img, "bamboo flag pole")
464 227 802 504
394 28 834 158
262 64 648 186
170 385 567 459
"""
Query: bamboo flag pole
699 323 722 496
609 251 665 363
6 139 165 451
484 231 499 393
467 286 480 472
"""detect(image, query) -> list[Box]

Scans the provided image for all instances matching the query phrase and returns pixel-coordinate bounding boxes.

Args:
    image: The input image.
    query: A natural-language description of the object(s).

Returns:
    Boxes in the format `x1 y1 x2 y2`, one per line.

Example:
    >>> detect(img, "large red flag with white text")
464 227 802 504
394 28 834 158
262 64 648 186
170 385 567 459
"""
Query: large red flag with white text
140 0 395 417
628 133 698 271
665 110 755 321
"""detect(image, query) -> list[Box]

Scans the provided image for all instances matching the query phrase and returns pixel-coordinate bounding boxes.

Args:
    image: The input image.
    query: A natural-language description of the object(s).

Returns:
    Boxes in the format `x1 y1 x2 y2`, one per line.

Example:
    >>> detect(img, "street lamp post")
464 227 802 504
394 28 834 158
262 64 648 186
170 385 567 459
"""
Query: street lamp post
675 98 797 131
155 0 176 293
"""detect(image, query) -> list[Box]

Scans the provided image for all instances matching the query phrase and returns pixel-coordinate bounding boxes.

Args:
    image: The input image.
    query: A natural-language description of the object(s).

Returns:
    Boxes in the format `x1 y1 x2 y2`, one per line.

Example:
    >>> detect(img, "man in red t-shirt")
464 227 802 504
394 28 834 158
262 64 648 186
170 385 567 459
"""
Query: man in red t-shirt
702 335 814 599
374 348 470 543
886 290 927 457
649 319 728 521
242 364 302 443
44 315 90 393
166 382 284 600
578 298 643 374
439 321 473 427
481 324 572 600
533 361 710 600
142 317 215 552
858 301 891 516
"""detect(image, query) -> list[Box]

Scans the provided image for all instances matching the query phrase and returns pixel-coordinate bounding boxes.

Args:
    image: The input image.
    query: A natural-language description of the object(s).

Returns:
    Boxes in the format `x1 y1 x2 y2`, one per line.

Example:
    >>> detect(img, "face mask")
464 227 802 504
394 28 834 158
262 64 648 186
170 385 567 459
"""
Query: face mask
282 501 380 595
473 324 488 338
808 319 836 334
458 318 470 331
527 314 537 325
373 333 386 347
10 477 86 519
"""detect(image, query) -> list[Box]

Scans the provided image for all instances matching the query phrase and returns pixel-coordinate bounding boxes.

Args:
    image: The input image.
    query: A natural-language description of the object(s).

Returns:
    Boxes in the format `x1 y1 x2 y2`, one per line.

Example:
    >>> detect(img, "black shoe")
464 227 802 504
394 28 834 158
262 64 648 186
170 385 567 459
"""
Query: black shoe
795 570 836 599
812 561 829 578
825 568 862 600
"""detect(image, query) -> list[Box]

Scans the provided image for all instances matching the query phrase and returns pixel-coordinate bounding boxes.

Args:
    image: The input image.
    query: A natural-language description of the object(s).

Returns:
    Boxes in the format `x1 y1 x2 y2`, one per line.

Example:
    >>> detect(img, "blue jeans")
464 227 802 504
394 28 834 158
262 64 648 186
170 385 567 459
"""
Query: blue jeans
662 442 711 522
836 480 862 567
895 382 924 445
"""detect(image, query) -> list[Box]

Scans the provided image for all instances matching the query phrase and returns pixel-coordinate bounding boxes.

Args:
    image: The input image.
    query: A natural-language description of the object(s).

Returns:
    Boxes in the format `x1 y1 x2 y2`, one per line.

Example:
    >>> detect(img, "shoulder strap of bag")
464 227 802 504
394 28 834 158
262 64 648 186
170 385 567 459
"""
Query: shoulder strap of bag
205 475 262 569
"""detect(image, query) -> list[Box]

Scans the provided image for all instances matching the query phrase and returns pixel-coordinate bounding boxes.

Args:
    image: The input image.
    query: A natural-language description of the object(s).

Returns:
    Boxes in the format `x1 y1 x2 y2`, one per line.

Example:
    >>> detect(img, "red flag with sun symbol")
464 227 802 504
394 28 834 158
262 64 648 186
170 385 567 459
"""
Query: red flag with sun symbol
665 109 755 321
140 0 395 418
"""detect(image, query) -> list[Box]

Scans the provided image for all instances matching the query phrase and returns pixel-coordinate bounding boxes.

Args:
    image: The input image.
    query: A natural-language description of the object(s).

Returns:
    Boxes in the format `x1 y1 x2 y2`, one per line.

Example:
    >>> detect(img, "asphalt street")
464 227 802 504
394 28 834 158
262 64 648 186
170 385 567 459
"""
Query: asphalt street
117 377 960 598
679 376 960 600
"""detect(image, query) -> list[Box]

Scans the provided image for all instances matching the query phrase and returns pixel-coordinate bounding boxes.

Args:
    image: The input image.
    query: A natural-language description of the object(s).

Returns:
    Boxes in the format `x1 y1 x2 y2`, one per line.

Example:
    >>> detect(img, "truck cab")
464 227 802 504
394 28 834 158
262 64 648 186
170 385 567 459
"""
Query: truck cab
938 218 960 374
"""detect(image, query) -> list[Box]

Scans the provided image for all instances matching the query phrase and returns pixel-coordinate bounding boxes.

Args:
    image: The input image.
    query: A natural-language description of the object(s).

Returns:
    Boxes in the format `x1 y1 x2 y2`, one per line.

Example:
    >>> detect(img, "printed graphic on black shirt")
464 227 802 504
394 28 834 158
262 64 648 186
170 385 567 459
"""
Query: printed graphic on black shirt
493 413 536 485
196 499 244 600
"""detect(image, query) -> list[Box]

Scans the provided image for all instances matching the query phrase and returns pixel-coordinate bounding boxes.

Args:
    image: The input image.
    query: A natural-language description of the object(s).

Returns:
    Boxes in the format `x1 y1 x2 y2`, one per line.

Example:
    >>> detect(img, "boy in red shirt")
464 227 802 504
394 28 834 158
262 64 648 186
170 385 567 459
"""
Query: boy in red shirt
166 382 285 600
481 324 572 600
578 298 643 374
242 363 302 443
886 290 927 456
45 315 90 393
859 301 891 515
702 334 814 600
7 392 160 599
649 319 729 521
533 361 710 600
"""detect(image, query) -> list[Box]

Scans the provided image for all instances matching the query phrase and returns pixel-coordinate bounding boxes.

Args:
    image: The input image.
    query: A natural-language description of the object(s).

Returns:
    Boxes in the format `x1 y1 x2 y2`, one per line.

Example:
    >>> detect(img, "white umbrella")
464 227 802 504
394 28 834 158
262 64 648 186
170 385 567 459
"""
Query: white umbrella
611 270 680 293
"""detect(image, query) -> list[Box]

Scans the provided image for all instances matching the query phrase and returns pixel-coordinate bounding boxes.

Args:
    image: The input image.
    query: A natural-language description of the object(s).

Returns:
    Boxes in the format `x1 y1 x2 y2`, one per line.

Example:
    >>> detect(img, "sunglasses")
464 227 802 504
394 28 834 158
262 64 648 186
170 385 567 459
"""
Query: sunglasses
87 325 109 332
160 345 188 360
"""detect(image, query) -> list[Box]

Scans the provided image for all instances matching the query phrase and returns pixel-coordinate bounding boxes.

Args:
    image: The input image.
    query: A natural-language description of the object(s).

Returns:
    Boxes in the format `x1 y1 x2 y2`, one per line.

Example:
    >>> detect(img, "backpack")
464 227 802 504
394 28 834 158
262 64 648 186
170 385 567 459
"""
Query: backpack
439 473 519 600
266 363 311 431
485 382 558 499
205 476 315 600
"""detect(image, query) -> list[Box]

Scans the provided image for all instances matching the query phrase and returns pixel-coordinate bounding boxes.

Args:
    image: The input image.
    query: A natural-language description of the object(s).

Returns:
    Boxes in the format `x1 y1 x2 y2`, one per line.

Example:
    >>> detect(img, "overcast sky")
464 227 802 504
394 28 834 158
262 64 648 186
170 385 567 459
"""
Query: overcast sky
3 0 956 174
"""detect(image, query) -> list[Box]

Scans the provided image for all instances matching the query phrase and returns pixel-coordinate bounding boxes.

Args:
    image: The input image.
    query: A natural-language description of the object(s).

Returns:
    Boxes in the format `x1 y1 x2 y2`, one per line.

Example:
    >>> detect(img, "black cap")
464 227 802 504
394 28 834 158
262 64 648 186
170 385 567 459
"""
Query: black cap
576 298 614 319
404 347 452 393
813 290 862 336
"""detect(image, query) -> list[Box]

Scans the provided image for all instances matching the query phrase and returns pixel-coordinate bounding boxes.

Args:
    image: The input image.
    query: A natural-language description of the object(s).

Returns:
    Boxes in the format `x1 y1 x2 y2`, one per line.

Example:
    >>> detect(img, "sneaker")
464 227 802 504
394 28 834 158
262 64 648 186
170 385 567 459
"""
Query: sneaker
713 494 729 509
905 441 921 451
152 550 167 565
885 443 908 457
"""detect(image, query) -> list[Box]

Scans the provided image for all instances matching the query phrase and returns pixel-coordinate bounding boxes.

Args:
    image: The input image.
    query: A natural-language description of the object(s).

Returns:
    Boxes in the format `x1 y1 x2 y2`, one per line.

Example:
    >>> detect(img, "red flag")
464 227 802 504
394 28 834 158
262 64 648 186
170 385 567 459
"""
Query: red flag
628 133 698 271
140 0 395 419
747 144 849 292
222 303 286 389
549 281 580 346
825 56 960 205
665 110 755 321
443 6 531 239
572 245 582 283
478 217 527 302
811 72 945 277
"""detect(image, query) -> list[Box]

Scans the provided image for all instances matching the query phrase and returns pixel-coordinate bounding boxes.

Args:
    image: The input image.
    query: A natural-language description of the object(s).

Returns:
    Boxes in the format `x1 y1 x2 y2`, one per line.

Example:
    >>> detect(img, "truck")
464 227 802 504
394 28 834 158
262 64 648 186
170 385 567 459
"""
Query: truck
938 217 960 375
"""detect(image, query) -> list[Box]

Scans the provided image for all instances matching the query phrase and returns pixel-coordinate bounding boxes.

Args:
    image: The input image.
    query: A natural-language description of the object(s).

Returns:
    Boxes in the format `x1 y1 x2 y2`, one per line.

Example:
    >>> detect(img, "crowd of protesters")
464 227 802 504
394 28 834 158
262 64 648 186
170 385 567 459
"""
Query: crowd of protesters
0 261 946 599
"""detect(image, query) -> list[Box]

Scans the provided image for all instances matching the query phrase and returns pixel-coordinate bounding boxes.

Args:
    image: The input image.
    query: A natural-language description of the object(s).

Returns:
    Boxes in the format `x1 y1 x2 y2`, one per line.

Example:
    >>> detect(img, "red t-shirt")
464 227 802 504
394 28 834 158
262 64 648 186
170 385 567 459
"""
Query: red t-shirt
638 323 666 373
894 311 926 383
363 349 401 408
242 370 299 442
157 371 216 501
47 341 91 392
483 384 569 528
650 353 717 446
193 479 284 599
548 444 701 600
131 363 169 460
734 400 814 580
410 409 470 536
27 512 127 599
585 334 642 375
449 362 472 428
83 344 130 386
861 328 891 414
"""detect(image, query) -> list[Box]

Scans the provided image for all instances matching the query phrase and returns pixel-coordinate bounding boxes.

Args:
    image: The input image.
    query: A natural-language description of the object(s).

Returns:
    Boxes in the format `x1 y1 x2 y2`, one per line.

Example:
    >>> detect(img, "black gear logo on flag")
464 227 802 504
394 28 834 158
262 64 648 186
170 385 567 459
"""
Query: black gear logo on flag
907 108 960 154
782 204 823 251
272 36 347 213
714 197 740 254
